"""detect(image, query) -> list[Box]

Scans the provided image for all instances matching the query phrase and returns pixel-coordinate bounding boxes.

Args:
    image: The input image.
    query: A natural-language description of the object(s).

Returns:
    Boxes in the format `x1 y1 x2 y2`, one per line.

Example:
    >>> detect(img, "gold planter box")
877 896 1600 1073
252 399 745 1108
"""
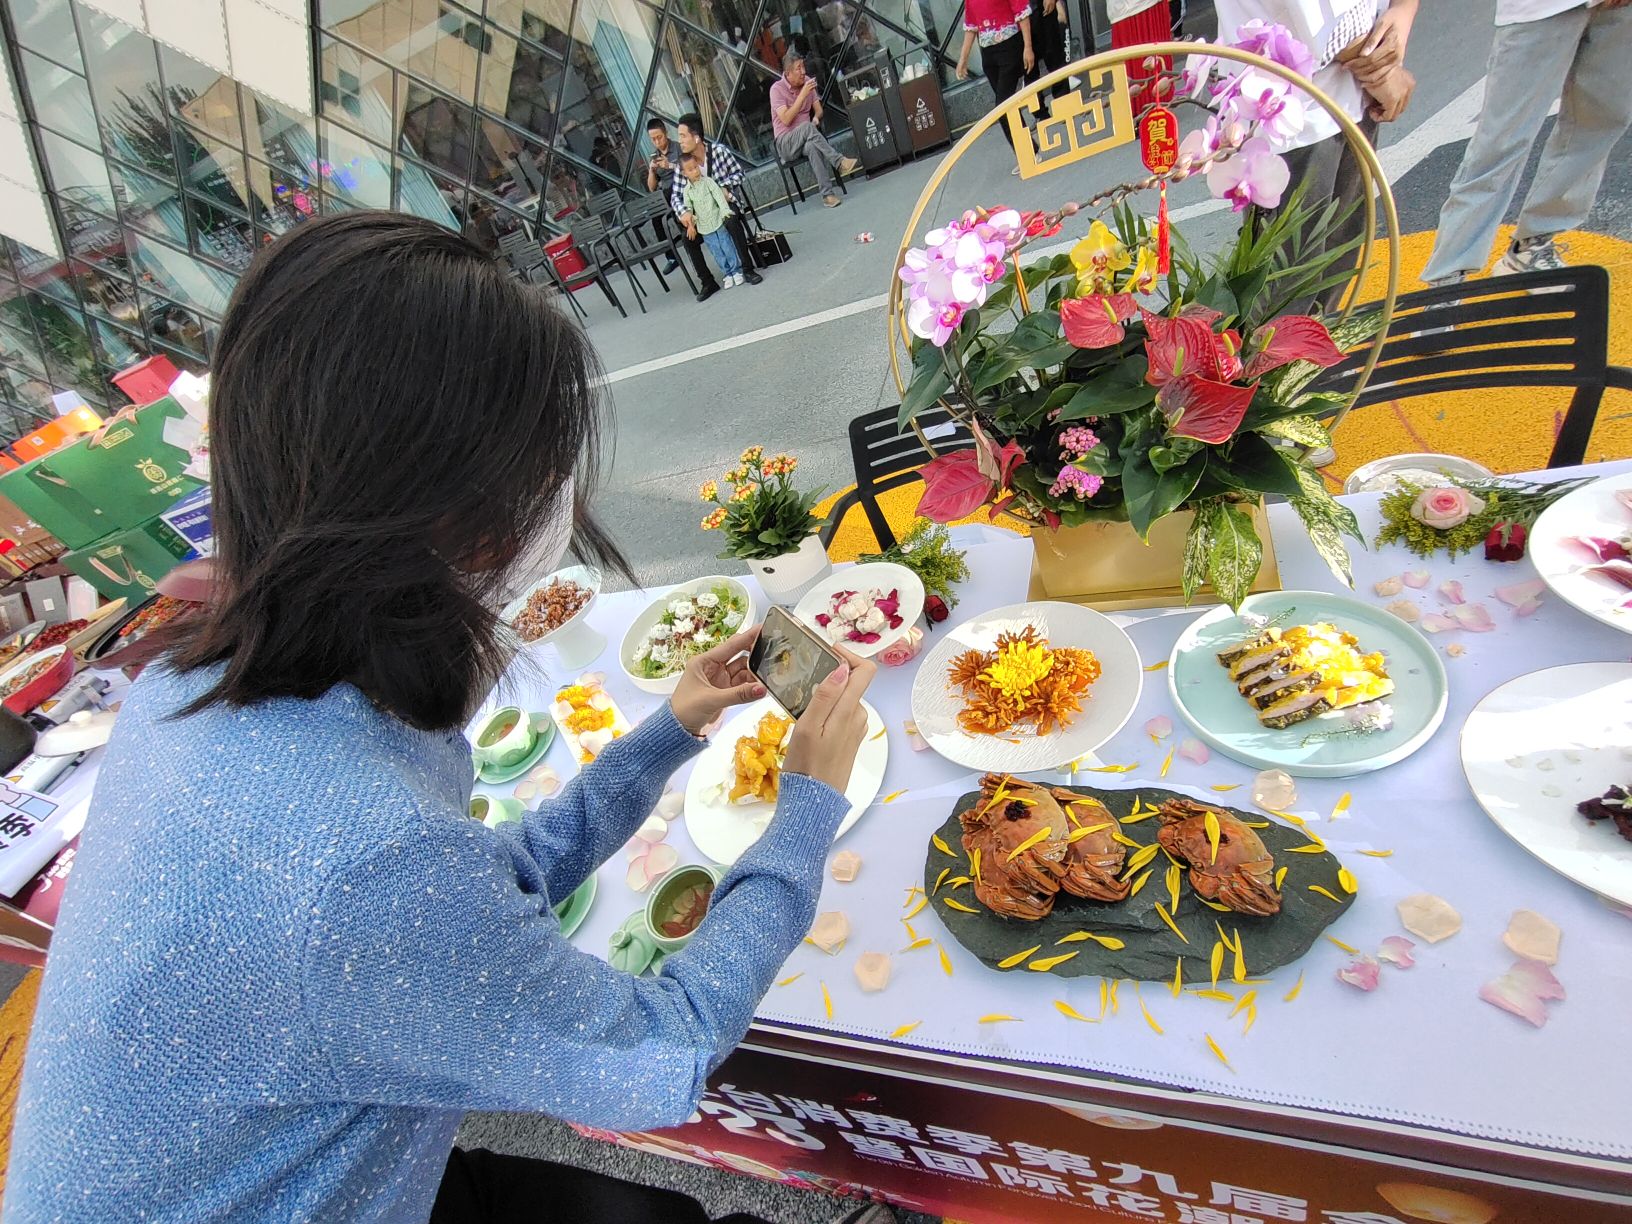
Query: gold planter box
1026 503 1281 611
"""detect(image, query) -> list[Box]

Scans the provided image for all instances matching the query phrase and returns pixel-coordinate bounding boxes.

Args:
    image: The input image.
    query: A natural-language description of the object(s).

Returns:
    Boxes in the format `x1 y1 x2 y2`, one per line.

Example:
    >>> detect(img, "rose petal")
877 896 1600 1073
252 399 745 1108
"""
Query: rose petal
577 672 606 688
1373 577 1403 598
1336 955 1381 991
532 766 561 795
1251 768 1297 811
1421 613 1457 633
1503 911 1562 966
1178 737 1210 765
626 858 652 891
1569 536 1631 564
657 790 685 820
635 815 669 844
1445 643 1467 657
1617 489 1632 515
1437 579 1465 605
1479 974 1548 1027
643 843 679 883
514 781 540 803
1377 936 1416 968
903 720 929 752
1386 600 1421 623
1450 603 1496 632
1397 893 1462 943
1402 569 1431 590
1508 956 1565 1000
1144 716 1173 741
1514 599 1543 617
1496 579 1547 608
1585 559 1632 590
815 614 831 627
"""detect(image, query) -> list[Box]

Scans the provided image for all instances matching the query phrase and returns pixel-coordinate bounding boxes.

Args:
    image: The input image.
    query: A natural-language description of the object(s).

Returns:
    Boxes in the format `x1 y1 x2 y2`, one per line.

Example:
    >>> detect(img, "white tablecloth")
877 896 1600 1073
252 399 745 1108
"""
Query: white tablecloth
476 471 1632 1160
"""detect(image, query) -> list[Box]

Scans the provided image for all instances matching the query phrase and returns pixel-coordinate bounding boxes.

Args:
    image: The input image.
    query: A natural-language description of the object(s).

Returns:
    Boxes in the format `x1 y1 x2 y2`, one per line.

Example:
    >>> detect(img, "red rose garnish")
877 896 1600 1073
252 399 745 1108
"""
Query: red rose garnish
1484 522 1527 562
924 595 949 623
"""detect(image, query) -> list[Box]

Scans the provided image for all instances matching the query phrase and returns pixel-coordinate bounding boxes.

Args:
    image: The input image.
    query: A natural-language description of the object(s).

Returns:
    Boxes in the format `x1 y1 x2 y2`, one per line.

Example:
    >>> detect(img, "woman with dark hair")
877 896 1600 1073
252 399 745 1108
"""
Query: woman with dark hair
6 212 874 1223
955 0 1036 159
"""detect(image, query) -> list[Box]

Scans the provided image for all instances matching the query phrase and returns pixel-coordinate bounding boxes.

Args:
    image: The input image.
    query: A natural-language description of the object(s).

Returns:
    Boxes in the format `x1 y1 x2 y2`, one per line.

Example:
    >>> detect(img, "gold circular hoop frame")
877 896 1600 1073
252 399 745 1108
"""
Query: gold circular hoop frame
887 42 1400 453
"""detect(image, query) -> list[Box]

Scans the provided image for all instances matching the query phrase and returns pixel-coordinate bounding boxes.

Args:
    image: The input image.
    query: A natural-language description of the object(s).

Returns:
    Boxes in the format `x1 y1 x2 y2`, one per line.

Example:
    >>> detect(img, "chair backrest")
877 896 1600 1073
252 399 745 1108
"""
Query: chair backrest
840 405 975 550
587 189 625 223
496 229 544 274
1310 265 1611 467
569 215 609 244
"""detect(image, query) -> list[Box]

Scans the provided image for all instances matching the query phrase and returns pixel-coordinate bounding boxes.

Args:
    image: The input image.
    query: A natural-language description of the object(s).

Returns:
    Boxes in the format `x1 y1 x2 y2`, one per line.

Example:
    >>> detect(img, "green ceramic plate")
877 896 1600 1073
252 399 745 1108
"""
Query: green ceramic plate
474 714 557 785
1167 590 1448 778
553 875 598 939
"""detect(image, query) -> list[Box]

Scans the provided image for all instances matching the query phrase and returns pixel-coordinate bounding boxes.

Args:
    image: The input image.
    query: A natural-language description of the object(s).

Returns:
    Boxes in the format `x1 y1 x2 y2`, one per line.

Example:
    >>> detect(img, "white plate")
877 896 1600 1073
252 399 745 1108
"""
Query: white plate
618 575 757 696
908 601 1142 772
1529 471 1632 634
502 564 601 648
685 697 887 865
793 563 925 659
1460 662 1632 906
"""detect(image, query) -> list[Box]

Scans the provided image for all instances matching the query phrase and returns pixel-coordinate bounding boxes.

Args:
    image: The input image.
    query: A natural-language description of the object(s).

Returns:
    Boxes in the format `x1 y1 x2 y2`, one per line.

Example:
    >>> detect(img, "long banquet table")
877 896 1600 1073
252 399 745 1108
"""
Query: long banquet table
475 460 1632 1222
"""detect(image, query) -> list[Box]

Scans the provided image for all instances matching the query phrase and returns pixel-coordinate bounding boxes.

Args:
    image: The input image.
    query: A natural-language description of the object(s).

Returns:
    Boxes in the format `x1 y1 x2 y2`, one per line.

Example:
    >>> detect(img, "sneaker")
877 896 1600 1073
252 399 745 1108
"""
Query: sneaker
662 256 680 274
722 275 736 289
838 156 861 177
1495 235 1568 276
1422 272 1467 288
823 194 843 208
1011 166 1021 176
696 282 719 302
743 268 763 285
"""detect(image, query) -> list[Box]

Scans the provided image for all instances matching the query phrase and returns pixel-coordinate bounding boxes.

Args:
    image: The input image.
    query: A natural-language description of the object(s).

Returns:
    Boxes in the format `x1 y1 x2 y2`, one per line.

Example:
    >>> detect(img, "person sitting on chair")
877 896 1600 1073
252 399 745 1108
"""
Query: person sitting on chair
769 52 861 208
668 114 763 301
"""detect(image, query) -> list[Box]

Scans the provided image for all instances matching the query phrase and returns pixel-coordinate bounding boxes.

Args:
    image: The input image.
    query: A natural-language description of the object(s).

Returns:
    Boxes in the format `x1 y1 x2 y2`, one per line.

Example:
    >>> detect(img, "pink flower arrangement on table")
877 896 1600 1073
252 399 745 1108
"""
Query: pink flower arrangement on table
816 588 905 645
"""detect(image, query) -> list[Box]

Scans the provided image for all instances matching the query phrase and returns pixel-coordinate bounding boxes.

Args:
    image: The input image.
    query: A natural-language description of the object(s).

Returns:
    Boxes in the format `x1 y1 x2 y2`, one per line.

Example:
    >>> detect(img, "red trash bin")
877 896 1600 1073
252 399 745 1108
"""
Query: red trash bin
545 235 588 285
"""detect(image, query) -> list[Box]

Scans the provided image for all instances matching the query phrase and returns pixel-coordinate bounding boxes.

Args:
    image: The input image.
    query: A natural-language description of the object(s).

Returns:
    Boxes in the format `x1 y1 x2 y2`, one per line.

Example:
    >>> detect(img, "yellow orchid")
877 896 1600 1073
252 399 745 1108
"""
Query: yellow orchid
1121 244 1160 296
1070 221 1131 287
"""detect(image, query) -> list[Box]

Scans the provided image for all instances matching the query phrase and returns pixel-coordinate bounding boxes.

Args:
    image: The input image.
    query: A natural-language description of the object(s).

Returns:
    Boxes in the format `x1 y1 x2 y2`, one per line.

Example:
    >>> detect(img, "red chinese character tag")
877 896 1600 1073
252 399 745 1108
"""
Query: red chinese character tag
1139 107 1178 274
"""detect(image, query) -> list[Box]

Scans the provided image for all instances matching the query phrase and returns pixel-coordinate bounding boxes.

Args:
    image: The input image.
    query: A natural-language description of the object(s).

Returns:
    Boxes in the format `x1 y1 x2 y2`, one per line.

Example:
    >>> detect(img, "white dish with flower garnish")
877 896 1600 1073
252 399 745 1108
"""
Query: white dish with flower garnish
792 563 925 660
1529 470 1632 634
619 576 757 695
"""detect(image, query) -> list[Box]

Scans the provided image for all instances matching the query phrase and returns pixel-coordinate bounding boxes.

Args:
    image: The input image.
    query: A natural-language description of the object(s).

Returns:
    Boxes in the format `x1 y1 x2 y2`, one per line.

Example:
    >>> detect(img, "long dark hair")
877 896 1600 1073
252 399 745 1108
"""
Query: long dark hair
171 211 629 730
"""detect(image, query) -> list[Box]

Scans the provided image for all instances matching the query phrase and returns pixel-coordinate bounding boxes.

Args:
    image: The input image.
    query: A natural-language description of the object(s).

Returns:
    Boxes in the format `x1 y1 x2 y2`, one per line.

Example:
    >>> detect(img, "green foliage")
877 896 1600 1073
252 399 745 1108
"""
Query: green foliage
1372 476 1592 560
858 518 972 607
1203 499 1264 610
706 452 828 562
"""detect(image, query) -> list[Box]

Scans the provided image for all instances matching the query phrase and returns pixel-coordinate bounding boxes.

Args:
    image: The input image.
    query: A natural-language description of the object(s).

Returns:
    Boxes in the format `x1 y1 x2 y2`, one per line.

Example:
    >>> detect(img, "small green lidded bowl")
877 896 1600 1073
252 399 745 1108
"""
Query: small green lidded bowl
644 864 722 953
472 705 534 771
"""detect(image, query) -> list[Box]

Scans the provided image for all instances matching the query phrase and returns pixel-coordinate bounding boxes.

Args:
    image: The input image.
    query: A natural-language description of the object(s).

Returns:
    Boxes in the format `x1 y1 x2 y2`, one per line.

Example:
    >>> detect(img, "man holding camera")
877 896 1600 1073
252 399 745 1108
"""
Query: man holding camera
769 52 861 208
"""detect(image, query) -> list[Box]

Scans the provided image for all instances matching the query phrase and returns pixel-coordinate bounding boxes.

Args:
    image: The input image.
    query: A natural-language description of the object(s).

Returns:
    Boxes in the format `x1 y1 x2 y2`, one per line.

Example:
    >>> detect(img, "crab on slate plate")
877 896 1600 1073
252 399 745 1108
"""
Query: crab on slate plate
924 782 1353 983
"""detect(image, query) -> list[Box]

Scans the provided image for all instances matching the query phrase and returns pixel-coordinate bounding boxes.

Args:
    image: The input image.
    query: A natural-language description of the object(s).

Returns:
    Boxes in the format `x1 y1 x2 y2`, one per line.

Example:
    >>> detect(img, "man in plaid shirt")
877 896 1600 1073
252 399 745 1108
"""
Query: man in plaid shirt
669 114 763 301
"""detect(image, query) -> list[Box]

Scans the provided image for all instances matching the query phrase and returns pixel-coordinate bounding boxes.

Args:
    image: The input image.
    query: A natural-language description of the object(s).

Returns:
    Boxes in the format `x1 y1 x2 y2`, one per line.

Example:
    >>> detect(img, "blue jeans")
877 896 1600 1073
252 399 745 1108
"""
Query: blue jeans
702 226 742 278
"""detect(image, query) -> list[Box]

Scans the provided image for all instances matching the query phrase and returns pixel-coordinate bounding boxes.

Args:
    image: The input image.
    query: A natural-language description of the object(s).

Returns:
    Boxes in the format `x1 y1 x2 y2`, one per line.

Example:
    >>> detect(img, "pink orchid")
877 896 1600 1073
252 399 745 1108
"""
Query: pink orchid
1177 117 1223 164
1229 20 1316 77
1225 70 1307 147
907 295 965 347
1242 314 1346 378
1207 138 1291 211
1061 293 1138 348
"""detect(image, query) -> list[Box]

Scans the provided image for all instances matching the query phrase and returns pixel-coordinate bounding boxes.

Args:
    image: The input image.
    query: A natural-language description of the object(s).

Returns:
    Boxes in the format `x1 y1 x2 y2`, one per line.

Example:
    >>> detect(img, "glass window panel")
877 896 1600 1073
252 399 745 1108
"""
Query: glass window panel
75 5 176 176
837 8 930 77
60 207 125 272
20 51 98 143
171 127 250 214
245 88 320 178
539 155 618 227
321 193 362 215
37 129 116 213
159 43 244 150
395 160 464 229
648 21 742 155
463 198 535 257
317 34 397 143
481 23 566 138
399 81 477 181
488 2 573 56
719 55 784 164
1 366 58 420
318 122 395 209
88 315 144 372
244 160 322 237
320 0 481 105
124 230 235 316
471 117 553 208
66 258 141 327
12 0 84 71
186 196 258 271
752 0 854 82
667 0 755 50
107 161 190 243
0 324 48 380
139 292 214 361
17 295 101 391
561 0 660 175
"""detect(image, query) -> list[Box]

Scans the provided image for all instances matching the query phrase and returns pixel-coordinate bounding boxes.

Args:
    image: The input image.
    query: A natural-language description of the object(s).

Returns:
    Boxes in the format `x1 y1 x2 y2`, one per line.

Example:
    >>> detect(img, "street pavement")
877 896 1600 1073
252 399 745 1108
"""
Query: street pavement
577 0 1632 593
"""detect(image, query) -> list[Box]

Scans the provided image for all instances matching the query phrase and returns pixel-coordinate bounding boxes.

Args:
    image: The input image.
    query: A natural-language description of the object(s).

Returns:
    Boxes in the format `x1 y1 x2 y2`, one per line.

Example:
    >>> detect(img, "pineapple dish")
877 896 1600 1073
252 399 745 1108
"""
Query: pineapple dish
1216 622 1394 730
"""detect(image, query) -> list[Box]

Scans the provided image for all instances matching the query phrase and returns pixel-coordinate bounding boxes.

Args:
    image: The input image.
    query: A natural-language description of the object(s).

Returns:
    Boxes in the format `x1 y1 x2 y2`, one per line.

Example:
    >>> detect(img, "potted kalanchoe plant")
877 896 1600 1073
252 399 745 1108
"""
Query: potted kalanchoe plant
701 447 831 603
894 26 1390 608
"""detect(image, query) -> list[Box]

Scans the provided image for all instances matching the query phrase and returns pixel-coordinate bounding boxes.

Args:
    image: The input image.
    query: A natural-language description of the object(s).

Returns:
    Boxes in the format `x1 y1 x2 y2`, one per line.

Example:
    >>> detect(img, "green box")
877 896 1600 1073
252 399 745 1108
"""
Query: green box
62 517 197 602
0 398 205 549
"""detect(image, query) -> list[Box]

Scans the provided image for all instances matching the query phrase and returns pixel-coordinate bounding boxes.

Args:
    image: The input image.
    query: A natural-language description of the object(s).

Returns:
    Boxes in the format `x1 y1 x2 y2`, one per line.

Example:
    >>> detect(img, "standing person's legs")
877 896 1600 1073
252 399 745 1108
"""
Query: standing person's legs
1029 6 1070 108
776 124 838 195
1511 6 1632 244
704 227 742 278
1420 11 1589 282
982 34 1027 150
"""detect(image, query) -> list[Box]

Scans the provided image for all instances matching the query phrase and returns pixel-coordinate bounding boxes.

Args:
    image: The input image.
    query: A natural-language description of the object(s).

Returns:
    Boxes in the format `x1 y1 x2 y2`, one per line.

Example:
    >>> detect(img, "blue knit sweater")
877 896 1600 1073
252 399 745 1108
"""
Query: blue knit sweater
7 663 847 1223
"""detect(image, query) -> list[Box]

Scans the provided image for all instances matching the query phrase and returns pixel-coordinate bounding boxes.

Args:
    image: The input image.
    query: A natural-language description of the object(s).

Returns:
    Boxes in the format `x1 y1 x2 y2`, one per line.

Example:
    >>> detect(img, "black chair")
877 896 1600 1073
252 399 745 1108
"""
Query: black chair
820 405 974 551
607 194 697 295
587 189 626 225
496 230 588 322
1310 265 1630 468
777 147 851 216
566 216 641 316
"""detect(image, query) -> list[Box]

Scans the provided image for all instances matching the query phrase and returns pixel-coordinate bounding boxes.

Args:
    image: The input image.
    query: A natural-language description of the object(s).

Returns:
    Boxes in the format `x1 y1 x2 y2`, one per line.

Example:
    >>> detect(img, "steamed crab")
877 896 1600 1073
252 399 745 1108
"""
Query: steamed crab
959 775 1131 921
1156 798 1282 916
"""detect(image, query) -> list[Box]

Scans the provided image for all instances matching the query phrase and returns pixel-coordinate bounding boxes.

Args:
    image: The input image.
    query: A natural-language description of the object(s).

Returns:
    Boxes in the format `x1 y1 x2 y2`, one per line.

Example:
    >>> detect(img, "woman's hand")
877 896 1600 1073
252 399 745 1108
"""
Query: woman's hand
1022 44 1035 73
956 60 970 80
671 627 765 736
782 647 875 794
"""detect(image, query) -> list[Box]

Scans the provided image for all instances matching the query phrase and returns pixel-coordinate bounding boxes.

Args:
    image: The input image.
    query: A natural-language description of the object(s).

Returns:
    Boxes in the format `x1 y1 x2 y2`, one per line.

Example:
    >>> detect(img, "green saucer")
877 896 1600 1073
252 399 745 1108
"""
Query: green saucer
475 715 557 785
552 875 597 939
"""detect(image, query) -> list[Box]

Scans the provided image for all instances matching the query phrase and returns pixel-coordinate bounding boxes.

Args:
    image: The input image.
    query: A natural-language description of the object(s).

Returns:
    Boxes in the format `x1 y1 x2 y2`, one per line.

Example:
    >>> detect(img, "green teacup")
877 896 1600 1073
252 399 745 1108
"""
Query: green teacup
473 705 535 771
470 795 524 827
644 864 722 953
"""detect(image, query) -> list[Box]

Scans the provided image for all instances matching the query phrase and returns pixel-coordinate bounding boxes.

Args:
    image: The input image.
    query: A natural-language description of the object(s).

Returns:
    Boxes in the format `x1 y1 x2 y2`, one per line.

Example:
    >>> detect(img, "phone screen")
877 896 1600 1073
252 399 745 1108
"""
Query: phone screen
749 606 844 720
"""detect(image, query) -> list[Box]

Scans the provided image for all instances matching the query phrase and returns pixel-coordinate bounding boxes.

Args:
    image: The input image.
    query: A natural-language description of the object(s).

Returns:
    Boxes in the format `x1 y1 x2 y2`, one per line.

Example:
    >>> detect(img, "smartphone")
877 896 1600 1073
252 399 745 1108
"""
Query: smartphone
749 606 845 720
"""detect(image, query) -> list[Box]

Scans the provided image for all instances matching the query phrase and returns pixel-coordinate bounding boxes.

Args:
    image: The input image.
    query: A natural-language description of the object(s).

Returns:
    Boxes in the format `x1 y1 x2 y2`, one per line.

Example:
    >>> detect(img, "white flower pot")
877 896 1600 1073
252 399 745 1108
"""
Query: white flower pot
747 535 833 606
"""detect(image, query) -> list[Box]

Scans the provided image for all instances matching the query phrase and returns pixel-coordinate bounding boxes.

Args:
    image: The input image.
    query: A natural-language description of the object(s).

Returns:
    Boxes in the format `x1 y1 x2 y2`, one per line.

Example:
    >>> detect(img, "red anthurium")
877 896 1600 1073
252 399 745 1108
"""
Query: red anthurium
916 450 992 522
1061 293 1138 349
1142 308 1218 386
972 419 1027 487
1176 302 1224 328
1156 375 1259 444
1242 313 1346 378
1212 329 1244 381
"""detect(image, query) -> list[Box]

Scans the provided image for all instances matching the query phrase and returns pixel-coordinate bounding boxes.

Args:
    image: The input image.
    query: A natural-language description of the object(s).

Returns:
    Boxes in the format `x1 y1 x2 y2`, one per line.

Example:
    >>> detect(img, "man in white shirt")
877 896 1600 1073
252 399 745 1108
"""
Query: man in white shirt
1422 0 1632 284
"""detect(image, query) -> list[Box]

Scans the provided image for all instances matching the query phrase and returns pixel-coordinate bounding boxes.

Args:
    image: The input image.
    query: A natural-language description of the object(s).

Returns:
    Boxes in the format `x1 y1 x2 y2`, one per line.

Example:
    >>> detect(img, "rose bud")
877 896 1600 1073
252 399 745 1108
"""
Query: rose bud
1484 521 1527 562
924 595 950 623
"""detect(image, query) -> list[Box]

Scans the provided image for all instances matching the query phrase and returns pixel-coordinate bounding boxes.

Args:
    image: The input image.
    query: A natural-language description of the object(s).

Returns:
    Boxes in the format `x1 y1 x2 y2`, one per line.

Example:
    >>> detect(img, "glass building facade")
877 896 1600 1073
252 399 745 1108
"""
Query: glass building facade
0 0 991 439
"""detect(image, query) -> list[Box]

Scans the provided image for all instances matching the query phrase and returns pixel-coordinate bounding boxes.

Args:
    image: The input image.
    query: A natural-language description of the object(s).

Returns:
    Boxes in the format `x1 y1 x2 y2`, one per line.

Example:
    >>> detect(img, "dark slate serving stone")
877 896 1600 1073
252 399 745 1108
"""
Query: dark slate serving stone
923 783 1354 983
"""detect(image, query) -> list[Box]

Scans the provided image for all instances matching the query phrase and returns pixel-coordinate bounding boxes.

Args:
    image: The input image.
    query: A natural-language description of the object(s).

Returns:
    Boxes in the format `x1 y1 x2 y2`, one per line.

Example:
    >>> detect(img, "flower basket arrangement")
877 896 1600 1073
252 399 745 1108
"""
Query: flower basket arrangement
701 447 832 603
891 29 1397 608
